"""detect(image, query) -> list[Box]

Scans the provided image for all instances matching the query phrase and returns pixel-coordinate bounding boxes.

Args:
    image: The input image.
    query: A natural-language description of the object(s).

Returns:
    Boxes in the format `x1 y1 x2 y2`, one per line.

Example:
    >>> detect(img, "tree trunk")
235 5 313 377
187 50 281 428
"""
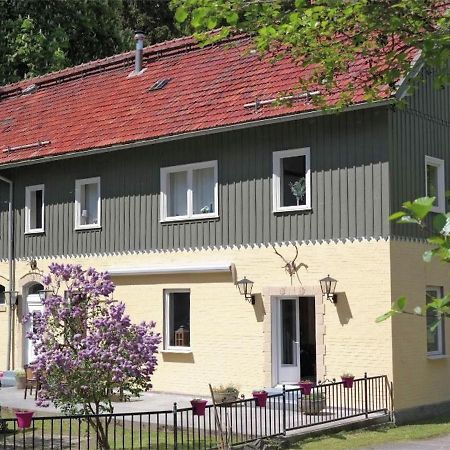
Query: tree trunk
88 403 111 450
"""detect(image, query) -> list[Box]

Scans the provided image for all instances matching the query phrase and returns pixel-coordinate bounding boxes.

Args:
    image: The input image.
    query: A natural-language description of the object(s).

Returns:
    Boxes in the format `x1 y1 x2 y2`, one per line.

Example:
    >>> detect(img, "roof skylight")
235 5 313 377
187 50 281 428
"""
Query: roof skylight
21 84 39 95
148 79 170 92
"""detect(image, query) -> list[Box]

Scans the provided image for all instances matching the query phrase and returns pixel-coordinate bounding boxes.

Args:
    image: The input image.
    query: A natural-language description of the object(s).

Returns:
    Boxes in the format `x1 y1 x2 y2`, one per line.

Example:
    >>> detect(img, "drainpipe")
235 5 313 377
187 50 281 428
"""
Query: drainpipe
0 174 14 371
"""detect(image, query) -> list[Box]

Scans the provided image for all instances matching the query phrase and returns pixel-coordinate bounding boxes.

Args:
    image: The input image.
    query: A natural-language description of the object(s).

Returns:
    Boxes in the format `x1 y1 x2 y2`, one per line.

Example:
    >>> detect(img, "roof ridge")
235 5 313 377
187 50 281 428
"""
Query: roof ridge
0 34 247 99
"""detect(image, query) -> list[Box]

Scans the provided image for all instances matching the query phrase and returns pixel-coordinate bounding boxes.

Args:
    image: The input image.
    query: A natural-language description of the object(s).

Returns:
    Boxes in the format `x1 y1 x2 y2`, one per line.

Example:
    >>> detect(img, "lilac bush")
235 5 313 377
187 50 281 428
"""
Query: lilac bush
25 263 161 448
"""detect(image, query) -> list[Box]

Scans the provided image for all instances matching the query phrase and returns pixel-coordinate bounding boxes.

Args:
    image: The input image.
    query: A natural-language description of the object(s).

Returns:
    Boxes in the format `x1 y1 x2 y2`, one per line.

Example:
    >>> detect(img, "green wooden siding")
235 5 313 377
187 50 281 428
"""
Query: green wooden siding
0 107 390 259
390 68 450 239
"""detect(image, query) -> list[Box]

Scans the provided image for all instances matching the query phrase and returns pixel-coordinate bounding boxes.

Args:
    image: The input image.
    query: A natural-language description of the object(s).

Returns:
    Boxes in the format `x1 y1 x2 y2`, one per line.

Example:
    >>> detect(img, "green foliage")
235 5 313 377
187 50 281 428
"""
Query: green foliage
171 0 450 108
0 0 180 85
377 196 450 327
375 297 407 323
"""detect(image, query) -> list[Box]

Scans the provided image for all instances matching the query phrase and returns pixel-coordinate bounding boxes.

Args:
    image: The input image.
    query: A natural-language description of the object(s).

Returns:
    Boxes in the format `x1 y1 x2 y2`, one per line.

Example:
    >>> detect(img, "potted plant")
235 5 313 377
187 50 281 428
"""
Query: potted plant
300 393 326 415
289 178 306 206
14 369 26 390
252 390 268 407
341 373 355 388
190 399 208 416
14 410 34 429
212 384 240 403
298 379 315 395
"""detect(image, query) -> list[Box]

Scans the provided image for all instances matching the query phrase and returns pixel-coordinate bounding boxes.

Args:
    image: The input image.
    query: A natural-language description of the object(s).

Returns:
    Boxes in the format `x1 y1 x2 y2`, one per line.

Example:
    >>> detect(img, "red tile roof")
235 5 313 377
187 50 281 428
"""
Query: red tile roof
0 35 406 166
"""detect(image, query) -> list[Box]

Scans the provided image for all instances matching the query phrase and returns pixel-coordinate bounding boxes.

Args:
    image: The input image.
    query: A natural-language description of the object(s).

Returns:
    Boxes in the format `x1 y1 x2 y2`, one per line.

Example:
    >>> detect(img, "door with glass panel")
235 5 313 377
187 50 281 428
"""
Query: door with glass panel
277 298 301 383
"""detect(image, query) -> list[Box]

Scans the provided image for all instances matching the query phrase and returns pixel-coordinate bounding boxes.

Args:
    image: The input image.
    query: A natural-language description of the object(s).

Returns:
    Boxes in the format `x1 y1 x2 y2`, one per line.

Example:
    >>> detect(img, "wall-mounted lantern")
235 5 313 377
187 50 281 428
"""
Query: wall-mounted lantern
320 275 338 304
5 291 18 307
236 276 256 305
38 289 53 302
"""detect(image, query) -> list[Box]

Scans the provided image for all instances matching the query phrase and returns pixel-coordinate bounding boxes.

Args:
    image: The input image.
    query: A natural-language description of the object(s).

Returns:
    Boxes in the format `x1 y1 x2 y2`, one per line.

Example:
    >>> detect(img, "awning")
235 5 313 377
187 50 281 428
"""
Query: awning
107 262 236 283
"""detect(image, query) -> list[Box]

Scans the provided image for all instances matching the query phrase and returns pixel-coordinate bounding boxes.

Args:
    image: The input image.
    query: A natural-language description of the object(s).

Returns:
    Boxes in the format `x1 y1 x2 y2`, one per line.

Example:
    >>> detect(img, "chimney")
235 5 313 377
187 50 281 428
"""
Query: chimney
134 31 145 74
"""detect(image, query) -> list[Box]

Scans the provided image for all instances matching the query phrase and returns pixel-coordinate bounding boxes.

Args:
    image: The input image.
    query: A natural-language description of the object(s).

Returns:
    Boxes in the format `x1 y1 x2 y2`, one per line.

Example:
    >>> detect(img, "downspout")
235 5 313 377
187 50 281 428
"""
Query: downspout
0 174 14 370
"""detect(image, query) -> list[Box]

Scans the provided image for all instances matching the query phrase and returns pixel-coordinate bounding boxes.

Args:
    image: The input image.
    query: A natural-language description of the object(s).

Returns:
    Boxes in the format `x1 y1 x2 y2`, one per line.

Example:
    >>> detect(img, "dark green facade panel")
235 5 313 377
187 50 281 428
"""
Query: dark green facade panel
390 69 450 239
0 107 390 258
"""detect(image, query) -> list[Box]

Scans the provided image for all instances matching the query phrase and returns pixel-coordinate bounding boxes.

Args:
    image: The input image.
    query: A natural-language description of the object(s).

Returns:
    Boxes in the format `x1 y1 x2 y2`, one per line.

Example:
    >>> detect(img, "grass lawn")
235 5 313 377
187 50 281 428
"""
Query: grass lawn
291 415 450 449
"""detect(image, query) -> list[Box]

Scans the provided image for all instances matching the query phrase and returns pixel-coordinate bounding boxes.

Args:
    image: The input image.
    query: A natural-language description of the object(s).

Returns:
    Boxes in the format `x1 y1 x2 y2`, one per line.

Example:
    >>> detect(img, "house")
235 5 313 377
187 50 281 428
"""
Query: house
0 33 449 423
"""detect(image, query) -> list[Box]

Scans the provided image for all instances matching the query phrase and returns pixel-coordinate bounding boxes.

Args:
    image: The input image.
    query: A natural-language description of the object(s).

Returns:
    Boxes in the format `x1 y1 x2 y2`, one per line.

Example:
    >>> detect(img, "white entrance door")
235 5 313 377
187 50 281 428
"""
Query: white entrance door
25 294 43 364
274 298 301 384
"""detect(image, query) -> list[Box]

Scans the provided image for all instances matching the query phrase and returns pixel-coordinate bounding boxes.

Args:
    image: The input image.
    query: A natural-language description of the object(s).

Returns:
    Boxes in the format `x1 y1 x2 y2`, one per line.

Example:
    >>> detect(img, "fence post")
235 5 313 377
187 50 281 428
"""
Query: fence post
173 402 178 450
390 380 395 423
364 372 368 419
282 384 286 435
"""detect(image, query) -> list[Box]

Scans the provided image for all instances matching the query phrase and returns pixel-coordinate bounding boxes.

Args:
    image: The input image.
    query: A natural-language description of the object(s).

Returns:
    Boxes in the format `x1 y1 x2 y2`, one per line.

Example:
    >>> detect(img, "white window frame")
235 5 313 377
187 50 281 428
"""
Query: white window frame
425 156 445 213
163 289 191 353
273 147 311 213
25 184 45 234
74 177 101 230
160 160 218 222
426 286 445 357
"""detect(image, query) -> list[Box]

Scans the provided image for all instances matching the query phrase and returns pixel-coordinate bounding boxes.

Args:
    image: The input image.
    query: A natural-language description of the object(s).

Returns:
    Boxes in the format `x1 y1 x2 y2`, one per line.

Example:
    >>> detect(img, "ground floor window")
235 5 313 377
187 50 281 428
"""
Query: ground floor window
0 284 5 305
426 286 445 356
164 290 190 350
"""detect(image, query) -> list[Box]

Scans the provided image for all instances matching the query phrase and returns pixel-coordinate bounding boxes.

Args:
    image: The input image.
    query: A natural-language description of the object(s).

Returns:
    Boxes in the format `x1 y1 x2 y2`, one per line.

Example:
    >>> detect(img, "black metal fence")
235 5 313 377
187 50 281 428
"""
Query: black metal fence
0 374 391 450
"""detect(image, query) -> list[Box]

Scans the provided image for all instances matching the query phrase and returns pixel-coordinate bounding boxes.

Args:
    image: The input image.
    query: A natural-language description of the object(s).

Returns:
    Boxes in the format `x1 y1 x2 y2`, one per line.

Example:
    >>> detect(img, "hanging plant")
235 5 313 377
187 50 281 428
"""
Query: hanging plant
289 178 306 206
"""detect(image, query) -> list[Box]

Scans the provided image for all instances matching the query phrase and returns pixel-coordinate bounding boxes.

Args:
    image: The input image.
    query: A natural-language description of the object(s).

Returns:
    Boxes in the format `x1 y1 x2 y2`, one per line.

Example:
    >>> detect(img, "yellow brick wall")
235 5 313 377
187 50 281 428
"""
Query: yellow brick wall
0 239 393 397
391 239 450 411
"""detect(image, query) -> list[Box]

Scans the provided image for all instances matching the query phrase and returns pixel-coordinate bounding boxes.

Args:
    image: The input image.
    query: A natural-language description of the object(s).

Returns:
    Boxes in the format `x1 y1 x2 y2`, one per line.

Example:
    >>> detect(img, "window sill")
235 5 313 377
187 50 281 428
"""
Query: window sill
427 354 447 360
0 305 6 312
25 229 45 235
74 225 102 231
274 206 312 213
160 214 219 223
161 348 192 354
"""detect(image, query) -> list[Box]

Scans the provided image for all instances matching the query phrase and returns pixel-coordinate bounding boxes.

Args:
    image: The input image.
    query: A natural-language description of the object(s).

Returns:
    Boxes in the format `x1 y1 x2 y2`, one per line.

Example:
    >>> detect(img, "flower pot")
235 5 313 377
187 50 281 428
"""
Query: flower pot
15 411 34 429
299 381 314 395
252 391 268 407
341 376 354 388
191 399 208 416
300 397 326 415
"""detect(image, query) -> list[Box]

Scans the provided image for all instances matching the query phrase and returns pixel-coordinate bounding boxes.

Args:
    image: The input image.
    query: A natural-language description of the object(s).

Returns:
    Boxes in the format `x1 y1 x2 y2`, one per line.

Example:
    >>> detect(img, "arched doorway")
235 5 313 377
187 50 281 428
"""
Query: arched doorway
24 283 44 365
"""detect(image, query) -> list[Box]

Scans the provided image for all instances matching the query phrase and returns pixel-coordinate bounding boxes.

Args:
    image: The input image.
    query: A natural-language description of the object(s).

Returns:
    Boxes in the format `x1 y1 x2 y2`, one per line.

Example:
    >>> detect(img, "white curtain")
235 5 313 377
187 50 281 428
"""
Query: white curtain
169 171 188 216
193 167 214 214
82 183 98 224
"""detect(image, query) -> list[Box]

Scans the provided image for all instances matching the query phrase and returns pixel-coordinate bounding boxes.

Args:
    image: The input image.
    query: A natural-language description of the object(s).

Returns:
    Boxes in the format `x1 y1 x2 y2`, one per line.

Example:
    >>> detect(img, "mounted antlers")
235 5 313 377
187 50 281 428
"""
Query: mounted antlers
270 243 308 285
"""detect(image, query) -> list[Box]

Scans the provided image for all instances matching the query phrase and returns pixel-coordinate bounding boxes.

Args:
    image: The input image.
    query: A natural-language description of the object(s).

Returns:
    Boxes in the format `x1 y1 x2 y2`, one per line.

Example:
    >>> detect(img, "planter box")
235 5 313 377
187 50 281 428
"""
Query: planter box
212 391 238 404
15 376 26 390
300 397 326 415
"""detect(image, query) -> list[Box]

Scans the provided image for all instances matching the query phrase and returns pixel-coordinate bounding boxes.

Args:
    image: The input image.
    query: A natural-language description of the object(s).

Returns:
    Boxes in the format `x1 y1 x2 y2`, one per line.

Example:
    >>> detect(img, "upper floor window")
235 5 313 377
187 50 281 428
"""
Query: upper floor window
426 286 445 356
160 161 218 222
164 290 191 351
273 148 311 212
75 177 101 230
425 156 445 213
25 184 44 234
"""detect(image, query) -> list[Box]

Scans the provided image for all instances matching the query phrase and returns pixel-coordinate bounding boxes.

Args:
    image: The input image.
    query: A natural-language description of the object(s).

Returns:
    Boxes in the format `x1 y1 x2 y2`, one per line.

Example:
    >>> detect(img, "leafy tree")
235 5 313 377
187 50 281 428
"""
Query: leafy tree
376 197 450 327
0 0 180 85
25 263 161 450
171 0 450 107
122 0 181 44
